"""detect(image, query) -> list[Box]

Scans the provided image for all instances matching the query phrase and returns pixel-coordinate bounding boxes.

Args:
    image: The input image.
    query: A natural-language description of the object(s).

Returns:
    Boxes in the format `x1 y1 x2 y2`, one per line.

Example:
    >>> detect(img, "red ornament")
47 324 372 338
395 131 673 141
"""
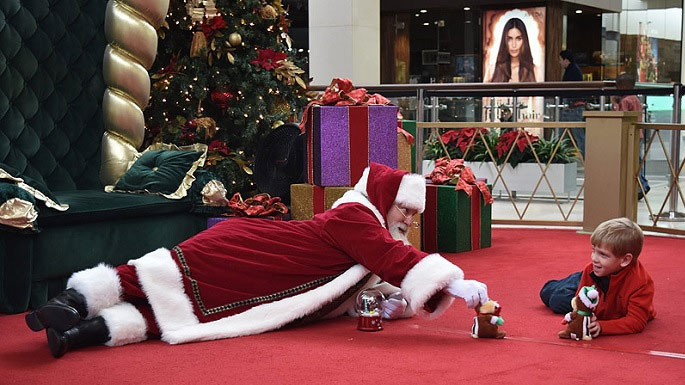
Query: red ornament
211 89 235 114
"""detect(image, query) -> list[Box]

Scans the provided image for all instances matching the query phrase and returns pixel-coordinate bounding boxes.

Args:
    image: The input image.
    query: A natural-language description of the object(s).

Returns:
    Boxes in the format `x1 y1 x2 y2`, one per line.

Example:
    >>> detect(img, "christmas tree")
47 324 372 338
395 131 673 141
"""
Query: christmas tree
145 0 310 195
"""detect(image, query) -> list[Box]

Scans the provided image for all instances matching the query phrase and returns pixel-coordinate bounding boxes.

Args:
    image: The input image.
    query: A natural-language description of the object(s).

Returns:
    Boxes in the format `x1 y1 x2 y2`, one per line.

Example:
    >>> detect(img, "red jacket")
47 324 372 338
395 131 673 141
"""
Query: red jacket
577 260 655 335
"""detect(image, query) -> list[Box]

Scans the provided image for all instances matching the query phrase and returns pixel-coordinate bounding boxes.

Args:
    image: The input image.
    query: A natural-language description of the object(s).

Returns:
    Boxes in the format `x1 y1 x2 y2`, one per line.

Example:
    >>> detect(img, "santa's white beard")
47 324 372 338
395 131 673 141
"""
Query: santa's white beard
388 222 410 245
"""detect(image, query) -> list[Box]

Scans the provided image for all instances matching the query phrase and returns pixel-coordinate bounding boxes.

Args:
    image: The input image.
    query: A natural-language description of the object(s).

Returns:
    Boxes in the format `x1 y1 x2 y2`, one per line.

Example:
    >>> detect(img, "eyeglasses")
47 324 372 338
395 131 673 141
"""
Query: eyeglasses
394 205 420 228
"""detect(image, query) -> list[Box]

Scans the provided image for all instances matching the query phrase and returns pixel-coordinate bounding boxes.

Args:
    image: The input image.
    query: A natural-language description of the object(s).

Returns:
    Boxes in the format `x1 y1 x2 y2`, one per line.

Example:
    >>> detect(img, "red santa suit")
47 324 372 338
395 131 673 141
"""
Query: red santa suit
65 163 465 346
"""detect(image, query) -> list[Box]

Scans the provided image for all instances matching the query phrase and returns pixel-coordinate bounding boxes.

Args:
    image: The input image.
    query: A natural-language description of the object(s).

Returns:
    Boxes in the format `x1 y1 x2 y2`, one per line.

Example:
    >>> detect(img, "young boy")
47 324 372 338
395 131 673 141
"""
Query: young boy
540 217 656 336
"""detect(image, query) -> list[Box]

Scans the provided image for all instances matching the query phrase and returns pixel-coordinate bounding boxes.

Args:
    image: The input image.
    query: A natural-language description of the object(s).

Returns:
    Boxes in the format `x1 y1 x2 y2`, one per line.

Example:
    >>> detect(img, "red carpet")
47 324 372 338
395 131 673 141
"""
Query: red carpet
1 228 683 384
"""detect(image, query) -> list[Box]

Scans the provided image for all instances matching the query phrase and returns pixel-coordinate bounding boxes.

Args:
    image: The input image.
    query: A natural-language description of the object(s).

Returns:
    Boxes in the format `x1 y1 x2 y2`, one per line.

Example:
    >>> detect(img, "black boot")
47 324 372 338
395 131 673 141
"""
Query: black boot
46 316 110 358
25 288 88 332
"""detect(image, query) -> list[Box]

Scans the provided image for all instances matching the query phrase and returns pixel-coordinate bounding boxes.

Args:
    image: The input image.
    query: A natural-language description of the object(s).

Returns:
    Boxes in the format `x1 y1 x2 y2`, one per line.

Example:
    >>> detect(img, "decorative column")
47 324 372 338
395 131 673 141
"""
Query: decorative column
308 0 380 86
583 111 640 232
100 0 169 185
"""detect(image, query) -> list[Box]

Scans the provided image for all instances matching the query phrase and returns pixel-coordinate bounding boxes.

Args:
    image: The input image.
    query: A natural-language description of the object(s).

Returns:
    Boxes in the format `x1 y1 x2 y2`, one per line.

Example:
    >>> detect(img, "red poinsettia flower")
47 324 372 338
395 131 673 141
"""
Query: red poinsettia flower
250 48 288 70
208 139 230 155
202 15 228 38
495 131 539 158
440 130 459 144
454 127 488 153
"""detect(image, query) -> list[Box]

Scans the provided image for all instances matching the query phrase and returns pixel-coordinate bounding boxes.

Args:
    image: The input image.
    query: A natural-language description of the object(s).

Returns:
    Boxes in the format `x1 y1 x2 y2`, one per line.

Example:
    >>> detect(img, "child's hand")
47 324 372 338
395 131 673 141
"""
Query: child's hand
589 314 601 338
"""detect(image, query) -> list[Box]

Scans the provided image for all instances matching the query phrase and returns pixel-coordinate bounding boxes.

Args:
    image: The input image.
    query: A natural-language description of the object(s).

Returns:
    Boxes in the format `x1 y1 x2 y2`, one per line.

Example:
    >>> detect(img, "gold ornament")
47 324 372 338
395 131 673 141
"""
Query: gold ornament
269 97 291 116
259 5 278 19
190 31 207 58
271 120 284 128
195 117 218 140
228 32 242 47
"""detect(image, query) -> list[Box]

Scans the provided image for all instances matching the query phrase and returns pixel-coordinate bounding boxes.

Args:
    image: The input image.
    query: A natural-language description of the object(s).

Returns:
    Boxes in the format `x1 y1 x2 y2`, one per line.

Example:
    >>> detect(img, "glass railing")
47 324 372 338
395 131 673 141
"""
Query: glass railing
308 82 684 233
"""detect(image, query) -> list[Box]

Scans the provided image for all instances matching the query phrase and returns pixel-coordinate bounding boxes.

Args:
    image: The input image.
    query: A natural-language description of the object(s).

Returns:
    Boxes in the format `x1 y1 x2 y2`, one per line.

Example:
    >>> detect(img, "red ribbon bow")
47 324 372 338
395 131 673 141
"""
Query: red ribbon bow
427 157 494 204
227 193 288 217
299 78 393 133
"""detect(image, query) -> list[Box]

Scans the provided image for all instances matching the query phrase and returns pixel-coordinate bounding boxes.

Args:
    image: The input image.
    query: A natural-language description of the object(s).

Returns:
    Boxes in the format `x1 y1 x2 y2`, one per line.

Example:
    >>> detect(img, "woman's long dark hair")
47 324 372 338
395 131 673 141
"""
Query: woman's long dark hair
491 18 536 82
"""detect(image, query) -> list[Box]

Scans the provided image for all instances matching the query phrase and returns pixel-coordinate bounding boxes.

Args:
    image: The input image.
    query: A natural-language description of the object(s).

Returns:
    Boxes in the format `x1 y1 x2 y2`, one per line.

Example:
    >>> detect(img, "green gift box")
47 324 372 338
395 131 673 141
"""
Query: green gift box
422 184 492 253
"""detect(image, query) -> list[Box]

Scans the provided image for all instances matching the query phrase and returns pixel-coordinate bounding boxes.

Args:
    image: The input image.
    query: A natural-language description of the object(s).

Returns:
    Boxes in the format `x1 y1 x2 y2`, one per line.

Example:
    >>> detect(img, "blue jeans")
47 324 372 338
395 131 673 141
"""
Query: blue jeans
560 107 585 157
539 271 581 314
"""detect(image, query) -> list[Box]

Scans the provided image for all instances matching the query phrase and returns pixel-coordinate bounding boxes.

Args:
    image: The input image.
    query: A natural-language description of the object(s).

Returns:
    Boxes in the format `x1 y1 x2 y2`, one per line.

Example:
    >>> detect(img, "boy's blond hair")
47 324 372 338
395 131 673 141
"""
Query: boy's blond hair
590 217 643 260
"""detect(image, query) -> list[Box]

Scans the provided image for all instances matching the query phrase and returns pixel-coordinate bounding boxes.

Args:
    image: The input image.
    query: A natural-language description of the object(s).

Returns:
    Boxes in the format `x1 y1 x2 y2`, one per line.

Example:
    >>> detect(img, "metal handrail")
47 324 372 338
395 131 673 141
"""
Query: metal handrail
308 81 675 98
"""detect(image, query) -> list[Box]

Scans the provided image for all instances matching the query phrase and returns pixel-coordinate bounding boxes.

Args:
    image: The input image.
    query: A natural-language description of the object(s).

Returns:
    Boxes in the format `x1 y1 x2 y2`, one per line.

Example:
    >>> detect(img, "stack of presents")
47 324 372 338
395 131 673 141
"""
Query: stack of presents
289 82 492 253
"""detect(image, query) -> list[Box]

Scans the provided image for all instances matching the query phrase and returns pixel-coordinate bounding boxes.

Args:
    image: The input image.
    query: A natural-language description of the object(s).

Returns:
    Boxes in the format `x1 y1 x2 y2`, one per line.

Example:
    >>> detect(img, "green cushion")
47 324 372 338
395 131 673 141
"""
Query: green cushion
113 150 204 197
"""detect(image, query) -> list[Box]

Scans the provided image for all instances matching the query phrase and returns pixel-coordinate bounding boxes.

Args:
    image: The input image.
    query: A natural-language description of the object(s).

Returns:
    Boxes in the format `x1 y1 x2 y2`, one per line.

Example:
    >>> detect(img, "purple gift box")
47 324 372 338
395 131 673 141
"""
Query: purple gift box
306 105 398 186
207 215 287 229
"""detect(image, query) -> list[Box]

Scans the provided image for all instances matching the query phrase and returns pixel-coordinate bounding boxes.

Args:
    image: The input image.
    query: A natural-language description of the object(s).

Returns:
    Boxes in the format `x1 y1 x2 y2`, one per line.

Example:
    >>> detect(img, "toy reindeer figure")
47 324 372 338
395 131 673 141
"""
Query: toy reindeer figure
558 285 600 341
471 300 506 339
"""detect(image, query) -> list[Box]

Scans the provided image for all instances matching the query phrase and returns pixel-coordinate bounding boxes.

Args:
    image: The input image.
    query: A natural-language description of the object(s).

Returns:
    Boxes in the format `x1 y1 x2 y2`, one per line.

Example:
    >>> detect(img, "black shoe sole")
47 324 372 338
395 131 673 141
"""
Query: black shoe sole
25 305 80 332
46 328 68 358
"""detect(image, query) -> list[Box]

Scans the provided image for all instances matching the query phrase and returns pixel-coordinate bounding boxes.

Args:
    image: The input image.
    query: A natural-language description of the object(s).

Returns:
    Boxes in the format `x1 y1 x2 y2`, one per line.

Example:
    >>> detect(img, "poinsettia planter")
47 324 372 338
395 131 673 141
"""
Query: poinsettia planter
422 160 578 194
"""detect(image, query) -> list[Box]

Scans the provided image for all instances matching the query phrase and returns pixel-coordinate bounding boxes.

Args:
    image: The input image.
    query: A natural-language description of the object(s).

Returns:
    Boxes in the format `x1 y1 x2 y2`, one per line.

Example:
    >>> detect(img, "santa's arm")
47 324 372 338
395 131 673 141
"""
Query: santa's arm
400 253 464 319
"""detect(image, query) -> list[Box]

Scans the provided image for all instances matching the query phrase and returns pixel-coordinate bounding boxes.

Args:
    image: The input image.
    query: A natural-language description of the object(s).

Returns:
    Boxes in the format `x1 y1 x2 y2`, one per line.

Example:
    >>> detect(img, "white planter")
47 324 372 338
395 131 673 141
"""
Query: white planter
422 160 578 194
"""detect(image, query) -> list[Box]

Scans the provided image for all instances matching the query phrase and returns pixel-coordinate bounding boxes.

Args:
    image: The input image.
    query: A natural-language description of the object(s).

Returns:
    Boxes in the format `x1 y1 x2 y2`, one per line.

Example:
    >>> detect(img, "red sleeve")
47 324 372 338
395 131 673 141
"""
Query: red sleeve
321 204 428 287
599 276 655 335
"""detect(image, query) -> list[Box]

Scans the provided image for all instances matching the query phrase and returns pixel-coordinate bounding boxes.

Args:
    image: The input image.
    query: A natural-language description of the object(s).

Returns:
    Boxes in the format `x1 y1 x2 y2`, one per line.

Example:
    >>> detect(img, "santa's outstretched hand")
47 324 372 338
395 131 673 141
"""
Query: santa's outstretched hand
381 293 408 320
444 279 488 308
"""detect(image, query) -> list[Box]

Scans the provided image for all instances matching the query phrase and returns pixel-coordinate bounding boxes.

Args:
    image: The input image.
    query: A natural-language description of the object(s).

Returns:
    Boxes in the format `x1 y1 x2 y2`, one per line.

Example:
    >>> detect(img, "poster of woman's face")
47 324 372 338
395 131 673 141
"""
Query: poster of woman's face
483 8 546 83
482 7 546 124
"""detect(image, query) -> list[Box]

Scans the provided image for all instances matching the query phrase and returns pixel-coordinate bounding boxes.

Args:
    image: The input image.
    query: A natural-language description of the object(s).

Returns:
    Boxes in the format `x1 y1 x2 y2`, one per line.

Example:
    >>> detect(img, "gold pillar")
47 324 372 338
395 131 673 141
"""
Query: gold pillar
100 0 170 185
582 111 640 232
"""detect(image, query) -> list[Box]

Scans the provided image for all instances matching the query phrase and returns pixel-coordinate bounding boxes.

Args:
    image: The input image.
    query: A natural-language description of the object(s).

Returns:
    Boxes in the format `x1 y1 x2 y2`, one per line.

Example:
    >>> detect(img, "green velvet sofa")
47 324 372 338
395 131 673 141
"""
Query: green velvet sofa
0 0 207 313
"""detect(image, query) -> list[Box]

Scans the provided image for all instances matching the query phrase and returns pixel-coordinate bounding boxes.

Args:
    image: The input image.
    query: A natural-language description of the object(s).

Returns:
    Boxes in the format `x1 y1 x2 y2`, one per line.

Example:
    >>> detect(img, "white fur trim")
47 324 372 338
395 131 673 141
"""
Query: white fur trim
130 247 372 344
394 173 426 213
331 189 385 227
401 253 464 319
67 263 122 318
489 316 498 325
128 248 199 337
100 302 148 346
353 167 370 198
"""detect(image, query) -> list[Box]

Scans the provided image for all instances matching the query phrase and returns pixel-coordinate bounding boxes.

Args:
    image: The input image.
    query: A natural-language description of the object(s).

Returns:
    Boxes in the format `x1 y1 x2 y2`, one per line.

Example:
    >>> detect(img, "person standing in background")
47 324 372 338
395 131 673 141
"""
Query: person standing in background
559 50 586 156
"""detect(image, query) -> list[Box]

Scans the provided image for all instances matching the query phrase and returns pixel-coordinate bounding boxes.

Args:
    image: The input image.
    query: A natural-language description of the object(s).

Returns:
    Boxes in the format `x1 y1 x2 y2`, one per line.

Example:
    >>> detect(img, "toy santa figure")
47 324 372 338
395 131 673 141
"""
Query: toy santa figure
26 163 489 357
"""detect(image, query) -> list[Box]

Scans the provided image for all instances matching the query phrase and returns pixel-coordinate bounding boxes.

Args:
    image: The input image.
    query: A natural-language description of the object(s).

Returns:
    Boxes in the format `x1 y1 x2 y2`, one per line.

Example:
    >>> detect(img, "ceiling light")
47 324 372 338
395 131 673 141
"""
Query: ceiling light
464 7 471 11
575 10 582 14
423 22 429 26
415 13 419 17
420 9 427 13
